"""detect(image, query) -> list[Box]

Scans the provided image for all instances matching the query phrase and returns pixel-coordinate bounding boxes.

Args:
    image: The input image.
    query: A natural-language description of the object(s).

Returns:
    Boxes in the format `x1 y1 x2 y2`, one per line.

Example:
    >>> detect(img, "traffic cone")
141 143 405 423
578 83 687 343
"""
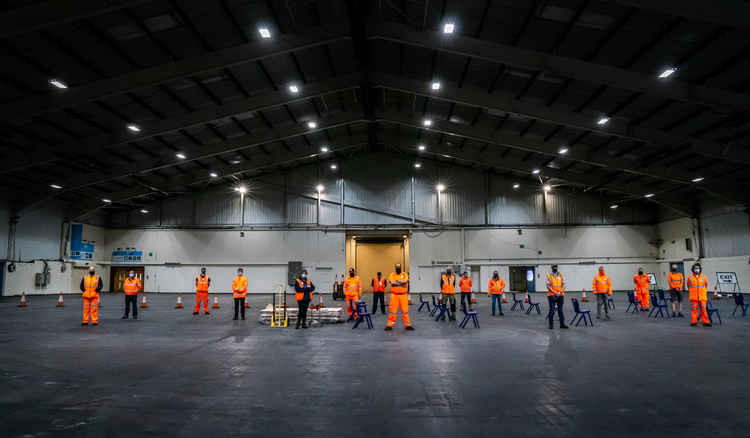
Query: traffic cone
581 290 589 302
175 294 183 309
245 296 250 308
502 294 507 304
212 295 220 308
524 290 529 303
471 292 477 304
18 292 27 307
140 294 148 308
318 293 324 308
56 292 64 307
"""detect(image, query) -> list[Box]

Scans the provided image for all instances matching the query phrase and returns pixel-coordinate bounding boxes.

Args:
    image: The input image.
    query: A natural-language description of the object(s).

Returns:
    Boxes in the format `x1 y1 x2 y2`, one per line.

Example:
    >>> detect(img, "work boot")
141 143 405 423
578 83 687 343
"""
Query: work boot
678 313 685 318
405 326 415 331
498 312 504 316
384 326 393 331
596 315 600 319
122 315 128 319
302 322 308 329
672 312 676 317
192 312 199 315
605 314 610 320
703 323 712 327
81 322 88 326
548 322 553 329
690 323 697 326
295 322 300 329
133 315 138 320
560 324 569 329
241 316 245 320
204 312 210 315
346 316 354 322
92 323 98 326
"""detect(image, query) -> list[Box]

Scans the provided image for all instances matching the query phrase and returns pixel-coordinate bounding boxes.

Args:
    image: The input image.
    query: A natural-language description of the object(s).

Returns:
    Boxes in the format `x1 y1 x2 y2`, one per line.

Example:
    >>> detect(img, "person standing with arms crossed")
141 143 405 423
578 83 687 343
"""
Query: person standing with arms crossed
687 263 711 327
232 267 248 320
459 272 473 312
488 271 505 316
81 266 103 326
121 269 142 320
371 272 387 315
667 264 685 318
194 267 211 315
440 268 457 321
547 265 568 329
295 270 315 329
385 263 414 331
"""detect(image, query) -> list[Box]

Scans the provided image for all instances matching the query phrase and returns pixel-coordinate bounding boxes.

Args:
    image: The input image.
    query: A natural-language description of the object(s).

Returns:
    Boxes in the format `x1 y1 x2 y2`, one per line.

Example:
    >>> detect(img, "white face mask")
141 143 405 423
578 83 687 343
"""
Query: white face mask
301 273 307 278
693 269 700 274
129 273 134 278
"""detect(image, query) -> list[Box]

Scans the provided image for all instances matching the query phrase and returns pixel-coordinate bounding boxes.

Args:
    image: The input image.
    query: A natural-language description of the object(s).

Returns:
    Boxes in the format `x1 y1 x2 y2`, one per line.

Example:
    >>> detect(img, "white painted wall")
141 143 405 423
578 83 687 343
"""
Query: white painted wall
2 260 111 297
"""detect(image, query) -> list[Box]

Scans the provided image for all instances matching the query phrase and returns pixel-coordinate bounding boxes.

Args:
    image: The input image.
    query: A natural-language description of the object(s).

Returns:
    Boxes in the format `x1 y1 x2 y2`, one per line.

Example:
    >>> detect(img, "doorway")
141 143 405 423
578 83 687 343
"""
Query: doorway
110 266 145 293
352 236 407 294
509 266 535 292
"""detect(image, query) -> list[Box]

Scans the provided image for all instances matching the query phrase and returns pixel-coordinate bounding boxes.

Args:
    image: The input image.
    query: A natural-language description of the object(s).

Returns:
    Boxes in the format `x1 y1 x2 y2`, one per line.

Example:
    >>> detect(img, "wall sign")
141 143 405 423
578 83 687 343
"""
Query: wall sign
112 248 143 264
70 224 94 261
716 272 738 284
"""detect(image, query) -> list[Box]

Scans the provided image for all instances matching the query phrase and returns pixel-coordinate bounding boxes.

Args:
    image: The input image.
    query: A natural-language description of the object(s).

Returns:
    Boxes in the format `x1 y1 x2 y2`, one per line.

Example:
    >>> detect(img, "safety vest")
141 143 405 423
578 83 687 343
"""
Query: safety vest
686 273 708 301
296 278 312 301
592 274 611 294
196 275 210 293
668 272 684 290
343 276 361 297
83 274 100 299
389 272 408 294
232 275 248 298
633 274 650 293
488 278 505 294
547 273 564 296
441 274 455 294
459 277 472 293
373 277 386 292
123 277 140 295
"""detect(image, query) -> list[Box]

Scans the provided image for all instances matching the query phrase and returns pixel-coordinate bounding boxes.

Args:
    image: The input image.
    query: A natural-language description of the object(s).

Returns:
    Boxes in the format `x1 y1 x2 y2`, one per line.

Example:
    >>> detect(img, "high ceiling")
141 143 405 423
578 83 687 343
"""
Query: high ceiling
1 0 749 220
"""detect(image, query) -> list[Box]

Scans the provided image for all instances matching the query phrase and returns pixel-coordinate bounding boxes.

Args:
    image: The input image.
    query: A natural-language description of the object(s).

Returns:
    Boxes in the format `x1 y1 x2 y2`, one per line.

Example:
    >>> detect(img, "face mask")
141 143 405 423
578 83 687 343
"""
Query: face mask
638 271 643 275
201 271 206 276
493 274 498 279
301 273 307 278
693 268 700 274
599 270 604 275
671 267 677 272
349 271 354 277
238 272 243 276
552 267 557 273
395 267 402 274
129 273 134 278
89 271 95 276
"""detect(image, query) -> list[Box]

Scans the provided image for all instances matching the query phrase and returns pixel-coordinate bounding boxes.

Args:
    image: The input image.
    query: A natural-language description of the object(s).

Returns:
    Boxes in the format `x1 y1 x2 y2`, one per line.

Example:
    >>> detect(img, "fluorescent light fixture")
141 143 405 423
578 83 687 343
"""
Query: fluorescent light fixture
543 184 551 192
431 81 441 90
423 119 432 127
414 163 422 168
330 164 337 170
140 209 149 214
597 116 610 126
230 160 241 164
691 177 704 183
658 67 677 79
48 78 67 89
320 146 329 152
238 186 247 194
307 121 317 129
316 184 324 192
209 172 218 178
418 144 426 151
558 147 569 154
102 198 112 203
258 27 271 38
644 193 654 198
436 183 446 192
402 235 407 239
288 84 299 93
127 124 141 133
512 183 520 189
609 204 619 209
49 183 63 189
532 169 540 174
443 22 455 34
175 152 186 159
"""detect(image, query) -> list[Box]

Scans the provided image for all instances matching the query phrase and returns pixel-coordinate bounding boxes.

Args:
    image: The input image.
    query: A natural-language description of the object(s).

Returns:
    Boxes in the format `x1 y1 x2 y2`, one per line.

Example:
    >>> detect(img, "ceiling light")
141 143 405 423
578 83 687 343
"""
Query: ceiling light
431 81 441 90
258 27 271 39
609 204 619 209
102 198 112 203
49 183 62 189
512 183 520 189
140 209 149 214
48 78 67 89
436 183 445 192
418 144 426 151
175 152 186 159
230 159 241 165
307 121 317 129
543 184 551 192
238 186 247 194
320 146 329 152
691 177 704 183
644 193 654 198
414 163 422 168
597 116 610 126
330 164 337 170
532 169 540 174
209 172 218 178
443 22 455 34
127 124 141 133
316 184 324 192
402 235 407 239
658 67 677 79
423 119 432 127
558 147 569 154
288 84 299 93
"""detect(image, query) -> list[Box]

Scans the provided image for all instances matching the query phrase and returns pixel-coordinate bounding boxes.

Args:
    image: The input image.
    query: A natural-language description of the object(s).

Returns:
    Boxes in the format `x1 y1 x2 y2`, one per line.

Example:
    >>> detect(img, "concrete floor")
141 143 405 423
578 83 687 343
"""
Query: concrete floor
1 292 748 437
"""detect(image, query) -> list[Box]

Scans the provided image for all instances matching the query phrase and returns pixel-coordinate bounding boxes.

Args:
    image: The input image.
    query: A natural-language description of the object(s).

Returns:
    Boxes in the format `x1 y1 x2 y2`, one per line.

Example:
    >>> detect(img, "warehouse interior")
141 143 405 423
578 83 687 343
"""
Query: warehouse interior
1 0 749 436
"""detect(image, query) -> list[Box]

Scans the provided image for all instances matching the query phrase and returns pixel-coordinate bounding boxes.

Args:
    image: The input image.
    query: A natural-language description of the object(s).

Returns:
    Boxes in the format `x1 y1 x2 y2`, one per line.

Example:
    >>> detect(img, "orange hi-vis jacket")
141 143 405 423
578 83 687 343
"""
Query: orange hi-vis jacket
295 278 313 301
196 275 210 293
343 276 361 298
372 277 386 292
633 274 650 293
232 275 248 298
82 275 100 299
123 277 141 295
389 272 409 294
441 274 456 294
459 277 472 292
488 278 505 294
547 273 564 296
687 273 708 301
592 274 612 295
668 272 684 290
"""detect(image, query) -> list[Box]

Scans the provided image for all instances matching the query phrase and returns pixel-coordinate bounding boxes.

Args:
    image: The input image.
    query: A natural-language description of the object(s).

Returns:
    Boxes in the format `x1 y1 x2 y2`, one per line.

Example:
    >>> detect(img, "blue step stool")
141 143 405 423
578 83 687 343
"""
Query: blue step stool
707 300 721 325
418 294 431 313
459 303 479 329
352 301 373 329
510 292 525 312
526 294 541 315
733 294 749 317
569 298 593 327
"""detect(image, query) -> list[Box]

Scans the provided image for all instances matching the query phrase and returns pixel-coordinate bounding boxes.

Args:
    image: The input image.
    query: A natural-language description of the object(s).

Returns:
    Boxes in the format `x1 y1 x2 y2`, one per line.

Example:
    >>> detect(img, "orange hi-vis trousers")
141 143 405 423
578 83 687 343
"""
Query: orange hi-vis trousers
387 293 411 327
346 296 360 318
82 295 99 324
637 290 650 308
194 292 209 313
691 299 710 324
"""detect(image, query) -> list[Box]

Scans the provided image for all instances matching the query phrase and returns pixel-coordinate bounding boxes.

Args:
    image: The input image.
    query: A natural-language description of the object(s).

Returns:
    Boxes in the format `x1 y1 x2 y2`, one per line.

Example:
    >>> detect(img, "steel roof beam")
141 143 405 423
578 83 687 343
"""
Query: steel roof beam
610 0 750 30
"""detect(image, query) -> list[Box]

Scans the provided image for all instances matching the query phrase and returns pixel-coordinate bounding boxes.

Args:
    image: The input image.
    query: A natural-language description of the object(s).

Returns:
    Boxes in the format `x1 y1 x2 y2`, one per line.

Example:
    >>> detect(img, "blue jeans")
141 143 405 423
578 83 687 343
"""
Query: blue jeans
491 294 503 314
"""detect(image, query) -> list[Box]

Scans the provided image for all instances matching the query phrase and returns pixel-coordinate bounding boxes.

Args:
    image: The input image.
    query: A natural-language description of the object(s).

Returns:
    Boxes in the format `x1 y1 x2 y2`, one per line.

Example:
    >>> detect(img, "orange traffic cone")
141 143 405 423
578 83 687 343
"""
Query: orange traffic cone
175 294 183 309
581 290 589 302
56 292 65 307
318 293 324 308
502 294 507 304
18 292 27 307
245 296 250 308
212 295 220 308
140 294 148 308
471 292 477 304
524 291 529 303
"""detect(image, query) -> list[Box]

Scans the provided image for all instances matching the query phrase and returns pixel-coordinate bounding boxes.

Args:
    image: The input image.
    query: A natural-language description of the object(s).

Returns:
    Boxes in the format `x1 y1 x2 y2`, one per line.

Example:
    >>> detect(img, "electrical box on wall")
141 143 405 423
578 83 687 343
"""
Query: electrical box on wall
685 238 693 252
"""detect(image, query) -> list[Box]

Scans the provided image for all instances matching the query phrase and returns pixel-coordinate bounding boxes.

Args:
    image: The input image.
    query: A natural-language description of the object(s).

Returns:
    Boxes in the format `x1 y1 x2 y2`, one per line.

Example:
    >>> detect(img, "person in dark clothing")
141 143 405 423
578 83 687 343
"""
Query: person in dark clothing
294 270 315 329
371 272 387 315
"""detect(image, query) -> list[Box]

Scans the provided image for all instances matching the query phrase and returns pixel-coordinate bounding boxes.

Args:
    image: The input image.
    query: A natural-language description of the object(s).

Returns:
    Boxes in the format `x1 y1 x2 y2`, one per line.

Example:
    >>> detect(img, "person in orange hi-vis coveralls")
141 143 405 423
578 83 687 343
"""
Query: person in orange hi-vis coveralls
459 272 473 312
344 268 362 322
667 264 685 318
80 266 103 325
232 267 248 320
488 271 505 316
687 262 711 327
592 266 612 320
122 269 142 320
194 267 211 315
633 268 651 311
385 263 414 331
